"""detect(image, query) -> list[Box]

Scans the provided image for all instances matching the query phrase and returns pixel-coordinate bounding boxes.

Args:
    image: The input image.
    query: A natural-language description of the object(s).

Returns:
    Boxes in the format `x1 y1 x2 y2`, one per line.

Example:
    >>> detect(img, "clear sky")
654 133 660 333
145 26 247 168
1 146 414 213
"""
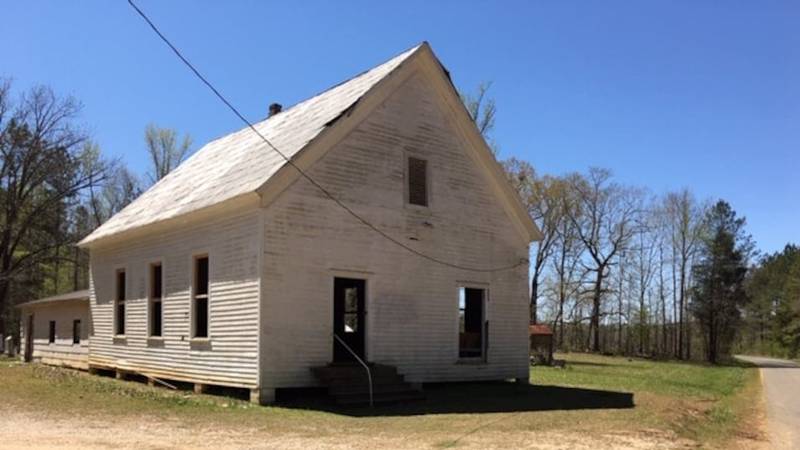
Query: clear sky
5 1 798 254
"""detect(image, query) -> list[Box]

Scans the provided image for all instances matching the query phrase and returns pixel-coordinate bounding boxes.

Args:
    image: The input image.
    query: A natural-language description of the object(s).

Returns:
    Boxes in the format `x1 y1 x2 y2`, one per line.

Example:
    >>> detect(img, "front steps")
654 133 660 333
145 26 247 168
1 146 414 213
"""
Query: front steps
311 363 424 406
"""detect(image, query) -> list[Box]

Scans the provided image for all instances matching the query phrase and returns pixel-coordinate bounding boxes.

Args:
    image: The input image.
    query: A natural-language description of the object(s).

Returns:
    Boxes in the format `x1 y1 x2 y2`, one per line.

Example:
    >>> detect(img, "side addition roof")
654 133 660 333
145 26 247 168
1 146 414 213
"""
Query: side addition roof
16 290 90 309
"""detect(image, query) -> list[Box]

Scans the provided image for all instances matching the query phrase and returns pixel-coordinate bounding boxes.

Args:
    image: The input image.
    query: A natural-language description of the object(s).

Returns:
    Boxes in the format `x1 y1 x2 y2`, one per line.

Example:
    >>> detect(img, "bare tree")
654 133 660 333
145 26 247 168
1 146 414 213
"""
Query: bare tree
550 203 586 347
461 82 498 154
0 80 110 336
144 123 191 184
664 189 704 359
85 144 141 227
566 168 642 352
503 159 566 323
630 212 658 355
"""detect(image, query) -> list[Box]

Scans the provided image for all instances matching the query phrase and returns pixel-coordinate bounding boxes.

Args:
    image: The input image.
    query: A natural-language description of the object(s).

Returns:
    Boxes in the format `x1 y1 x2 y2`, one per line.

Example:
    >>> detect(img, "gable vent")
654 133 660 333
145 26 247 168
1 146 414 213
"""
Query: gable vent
408 157 428 207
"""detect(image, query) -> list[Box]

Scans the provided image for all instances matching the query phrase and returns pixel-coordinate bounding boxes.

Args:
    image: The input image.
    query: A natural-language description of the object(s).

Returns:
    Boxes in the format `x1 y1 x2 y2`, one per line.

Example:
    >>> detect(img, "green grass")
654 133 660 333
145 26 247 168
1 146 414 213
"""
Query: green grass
535 353 750 398
533 353 762 446
0 353 763 448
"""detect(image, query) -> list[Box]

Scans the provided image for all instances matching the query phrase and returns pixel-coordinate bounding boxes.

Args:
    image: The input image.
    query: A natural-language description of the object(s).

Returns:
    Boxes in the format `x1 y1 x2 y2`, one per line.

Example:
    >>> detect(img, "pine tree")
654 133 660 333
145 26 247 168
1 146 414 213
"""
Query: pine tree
690 201 753 363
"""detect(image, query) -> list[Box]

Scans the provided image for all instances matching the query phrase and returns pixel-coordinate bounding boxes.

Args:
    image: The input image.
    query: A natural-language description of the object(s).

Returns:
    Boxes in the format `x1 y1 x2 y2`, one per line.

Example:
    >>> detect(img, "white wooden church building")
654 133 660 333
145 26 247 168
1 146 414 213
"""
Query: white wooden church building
77 42 540 404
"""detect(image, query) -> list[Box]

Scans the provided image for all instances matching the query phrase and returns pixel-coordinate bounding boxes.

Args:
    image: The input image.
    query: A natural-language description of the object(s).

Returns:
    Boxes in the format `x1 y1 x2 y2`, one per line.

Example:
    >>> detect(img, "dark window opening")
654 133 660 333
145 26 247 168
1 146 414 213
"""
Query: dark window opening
194 297 208 338
193 256 209 338
459 287 485 359
73 319 81 344
115 269 126 335
150 263 163 337
48 320 56 344
151 301 162 337
408 157 428 206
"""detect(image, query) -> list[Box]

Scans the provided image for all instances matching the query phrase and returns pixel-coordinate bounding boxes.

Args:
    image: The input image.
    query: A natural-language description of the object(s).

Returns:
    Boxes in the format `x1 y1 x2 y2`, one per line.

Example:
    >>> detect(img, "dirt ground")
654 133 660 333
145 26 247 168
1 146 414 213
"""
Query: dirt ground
0 354 765 449
0 406 690 450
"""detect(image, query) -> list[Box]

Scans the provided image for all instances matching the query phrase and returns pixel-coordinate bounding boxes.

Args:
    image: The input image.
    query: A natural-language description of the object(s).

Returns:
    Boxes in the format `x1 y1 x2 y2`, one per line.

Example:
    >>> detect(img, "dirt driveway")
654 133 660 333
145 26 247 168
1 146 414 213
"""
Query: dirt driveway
736 355 800 450
0 404 685 450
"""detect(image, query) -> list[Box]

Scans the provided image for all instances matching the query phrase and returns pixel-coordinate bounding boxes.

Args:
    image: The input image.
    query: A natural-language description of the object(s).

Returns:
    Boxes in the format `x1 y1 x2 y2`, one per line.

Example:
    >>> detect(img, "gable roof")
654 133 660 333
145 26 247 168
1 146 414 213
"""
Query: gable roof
80 42 541 248
80 44 422 247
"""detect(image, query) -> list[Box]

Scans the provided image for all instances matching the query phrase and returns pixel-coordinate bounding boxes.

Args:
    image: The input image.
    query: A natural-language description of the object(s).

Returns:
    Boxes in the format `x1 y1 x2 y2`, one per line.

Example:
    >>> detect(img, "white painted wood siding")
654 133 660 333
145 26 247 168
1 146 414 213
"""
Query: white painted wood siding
20 301 91 370
260 72 530 389
88 209 261 388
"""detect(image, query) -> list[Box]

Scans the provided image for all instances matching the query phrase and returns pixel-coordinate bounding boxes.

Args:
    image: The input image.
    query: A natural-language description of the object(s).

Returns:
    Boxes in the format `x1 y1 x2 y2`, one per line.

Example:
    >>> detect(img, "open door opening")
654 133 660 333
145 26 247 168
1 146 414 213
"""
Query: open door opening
24 314 34 362
333 277 366 363
459 287 487 359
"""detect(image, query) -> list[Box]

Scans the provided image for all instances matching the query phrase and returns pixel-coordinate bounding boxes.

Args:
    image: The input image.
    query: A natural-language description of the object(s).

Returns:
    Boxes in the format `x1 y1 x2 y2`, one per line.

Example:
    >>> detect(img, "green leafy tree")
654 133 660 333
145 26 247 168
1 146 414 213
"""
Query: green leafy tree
744 245 800 357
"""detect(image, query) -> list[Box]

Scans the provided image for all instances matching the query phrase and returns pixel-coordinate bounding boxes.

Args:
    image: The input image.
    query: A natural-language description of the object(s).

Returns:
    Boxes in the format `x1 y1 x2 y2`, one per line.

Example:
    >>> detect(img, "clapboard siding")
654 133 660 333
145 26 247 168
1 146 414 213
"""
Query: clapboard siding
20 301 91 370
260 72 530 389
88 208 260 388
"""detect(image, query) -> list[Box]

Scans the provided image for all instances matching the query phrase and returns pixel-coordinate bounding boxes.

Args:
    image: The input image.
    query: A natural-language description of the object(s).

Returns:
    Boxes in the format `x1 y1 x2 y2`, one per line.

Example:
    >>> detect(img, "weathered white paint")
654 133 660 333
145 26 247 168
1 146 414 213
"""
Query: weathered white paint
259 70 530 390
20 299 91 370
88 209 261 388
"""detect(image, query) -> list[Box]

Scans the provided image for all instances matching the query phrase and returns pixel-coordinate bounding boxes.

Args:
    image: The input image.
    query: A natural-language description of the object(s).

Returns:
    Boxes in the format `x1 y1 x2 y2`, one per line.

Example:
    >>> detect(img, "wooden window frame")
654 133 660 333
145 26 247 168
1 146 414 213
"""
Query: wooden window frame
191 254 210 340
114 268 126 337
148 261 164 338
405 155 430 208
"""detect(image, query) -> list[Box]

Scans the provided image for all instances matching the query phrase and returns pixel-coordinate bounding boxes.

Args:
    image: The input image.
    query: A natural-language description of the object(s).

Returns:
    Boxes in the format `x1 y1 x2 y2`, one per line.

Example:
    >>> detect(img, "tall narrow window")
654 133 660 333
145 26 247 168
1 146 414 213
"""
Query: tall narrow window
149 263 163 337
115 269 126 335
192 256 209 338
458 287 486 359
73 319 81 344
407 156 428 206
48 321 56 344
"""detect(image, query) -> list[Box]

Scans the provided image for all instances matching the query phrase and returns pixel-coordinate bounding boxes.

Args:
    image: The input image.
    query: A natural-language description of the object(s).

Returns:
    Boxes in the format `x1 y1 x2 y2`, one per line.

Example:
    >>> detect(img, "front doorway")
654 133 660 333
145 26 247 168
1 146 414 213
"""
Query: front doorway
24 314 34 362
333 277 366 362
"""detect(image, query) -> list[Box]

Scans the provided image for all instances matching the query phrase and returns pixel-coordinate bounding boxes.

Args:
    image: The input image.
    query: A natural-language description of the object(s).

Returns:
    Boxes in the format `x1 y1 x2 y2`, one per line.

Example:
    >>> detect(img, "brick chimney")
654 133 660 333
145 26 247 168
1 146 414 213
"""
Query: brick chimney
268 103 282 118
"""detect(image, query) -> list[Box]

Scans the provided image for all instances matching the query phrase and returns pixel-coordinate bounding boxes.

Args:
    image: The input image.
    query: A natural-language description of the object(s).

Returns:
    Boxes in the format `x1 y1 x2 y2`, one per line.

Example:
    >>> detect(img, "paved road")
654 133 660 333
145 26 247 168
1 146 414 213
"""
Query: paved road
736 355 800 450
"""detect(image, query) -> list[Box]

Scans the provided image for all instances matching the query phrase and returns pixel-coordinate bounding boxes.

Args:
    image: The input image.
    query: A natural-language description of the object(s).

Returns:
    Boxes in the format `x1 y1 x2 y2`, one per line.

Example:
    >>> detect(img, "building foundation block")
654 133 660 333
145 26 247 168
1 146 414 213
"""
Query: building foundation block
250 388 276 405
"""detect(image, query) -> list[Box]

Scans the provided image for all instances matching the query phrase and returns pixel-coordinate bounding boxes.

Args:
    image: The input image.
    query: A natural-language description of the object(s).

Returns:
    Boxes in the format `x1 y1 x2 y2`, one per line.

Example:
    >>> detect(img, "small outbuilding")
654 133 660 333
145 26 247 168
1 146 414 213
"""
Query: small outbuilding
529 324 554 365
17 290 91 370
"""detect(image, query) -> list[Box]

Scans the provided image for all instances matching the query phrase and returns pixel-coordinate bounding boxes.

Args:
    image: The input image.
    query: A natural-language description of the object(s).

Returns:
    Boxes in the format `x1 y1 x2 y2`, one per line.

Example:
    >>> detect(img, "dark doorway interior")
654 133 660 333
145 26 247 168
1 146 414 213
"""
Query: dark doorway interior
333 277 366 362
24 314 34 362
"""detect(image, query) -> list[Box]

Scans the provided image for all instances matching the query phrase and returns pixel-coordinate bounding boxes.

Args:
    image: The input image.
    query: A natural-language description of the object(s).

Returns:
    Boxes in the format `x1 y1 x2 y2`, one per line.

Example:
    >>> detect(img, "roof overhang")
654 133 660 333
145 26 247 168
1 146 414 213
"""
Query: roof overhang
16 290 90 309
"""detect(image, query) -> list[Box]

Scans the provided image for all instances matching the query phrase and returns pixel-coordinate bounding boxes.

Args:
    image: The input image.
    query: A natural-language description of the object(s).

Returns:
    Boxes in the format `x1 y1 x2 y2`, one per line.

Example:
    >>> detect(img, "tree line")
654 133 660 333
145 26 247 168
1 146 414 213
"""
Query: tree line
0 80 190 342
1 79 796 364
466 83 798 363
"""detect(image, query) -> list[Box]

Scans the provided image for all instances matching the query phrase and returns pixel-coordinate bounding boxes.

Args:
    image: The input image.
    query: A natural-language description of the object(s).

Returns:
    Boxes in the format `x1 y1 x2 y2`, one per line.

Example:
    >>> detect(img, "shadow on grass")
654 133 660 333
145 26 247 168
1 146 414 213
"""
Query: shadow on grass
278 381 634 417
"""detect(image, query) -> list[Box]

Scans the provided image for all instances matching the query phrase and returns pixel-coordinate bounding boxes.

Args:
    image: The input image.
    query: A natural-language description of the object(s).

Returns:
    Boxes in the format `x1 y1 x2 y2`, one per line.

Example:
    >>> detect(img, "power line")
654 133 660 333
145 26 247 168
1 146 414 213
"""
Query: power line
126 0 526 273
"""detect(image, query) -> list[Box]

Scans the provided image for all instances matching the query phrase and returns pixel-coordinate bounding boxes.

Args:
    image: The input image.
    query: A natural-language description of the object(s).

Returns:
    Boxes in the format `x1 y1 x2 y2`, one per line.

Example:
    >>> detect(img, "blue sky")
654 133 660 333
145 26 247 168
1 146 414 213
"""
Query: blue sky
5 1 798 254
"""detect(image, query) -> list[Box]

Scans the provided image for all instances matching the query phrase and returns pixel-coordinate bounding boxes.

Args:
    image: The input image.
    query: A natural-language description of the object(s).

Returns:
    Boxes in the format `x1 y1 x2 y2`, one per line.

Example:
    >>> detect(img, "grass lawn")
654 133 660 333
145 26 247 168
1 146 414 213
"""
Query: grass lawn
0 353 763 449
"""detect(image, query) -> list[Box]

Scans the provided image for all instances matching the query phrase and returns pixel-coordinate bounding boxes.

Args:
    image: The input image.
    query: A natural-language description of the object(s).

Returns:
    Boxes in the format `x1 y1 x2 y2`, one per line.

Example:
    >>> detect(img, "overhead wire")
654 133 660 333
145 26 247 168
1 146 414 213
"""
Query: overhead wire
126 0 527 273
